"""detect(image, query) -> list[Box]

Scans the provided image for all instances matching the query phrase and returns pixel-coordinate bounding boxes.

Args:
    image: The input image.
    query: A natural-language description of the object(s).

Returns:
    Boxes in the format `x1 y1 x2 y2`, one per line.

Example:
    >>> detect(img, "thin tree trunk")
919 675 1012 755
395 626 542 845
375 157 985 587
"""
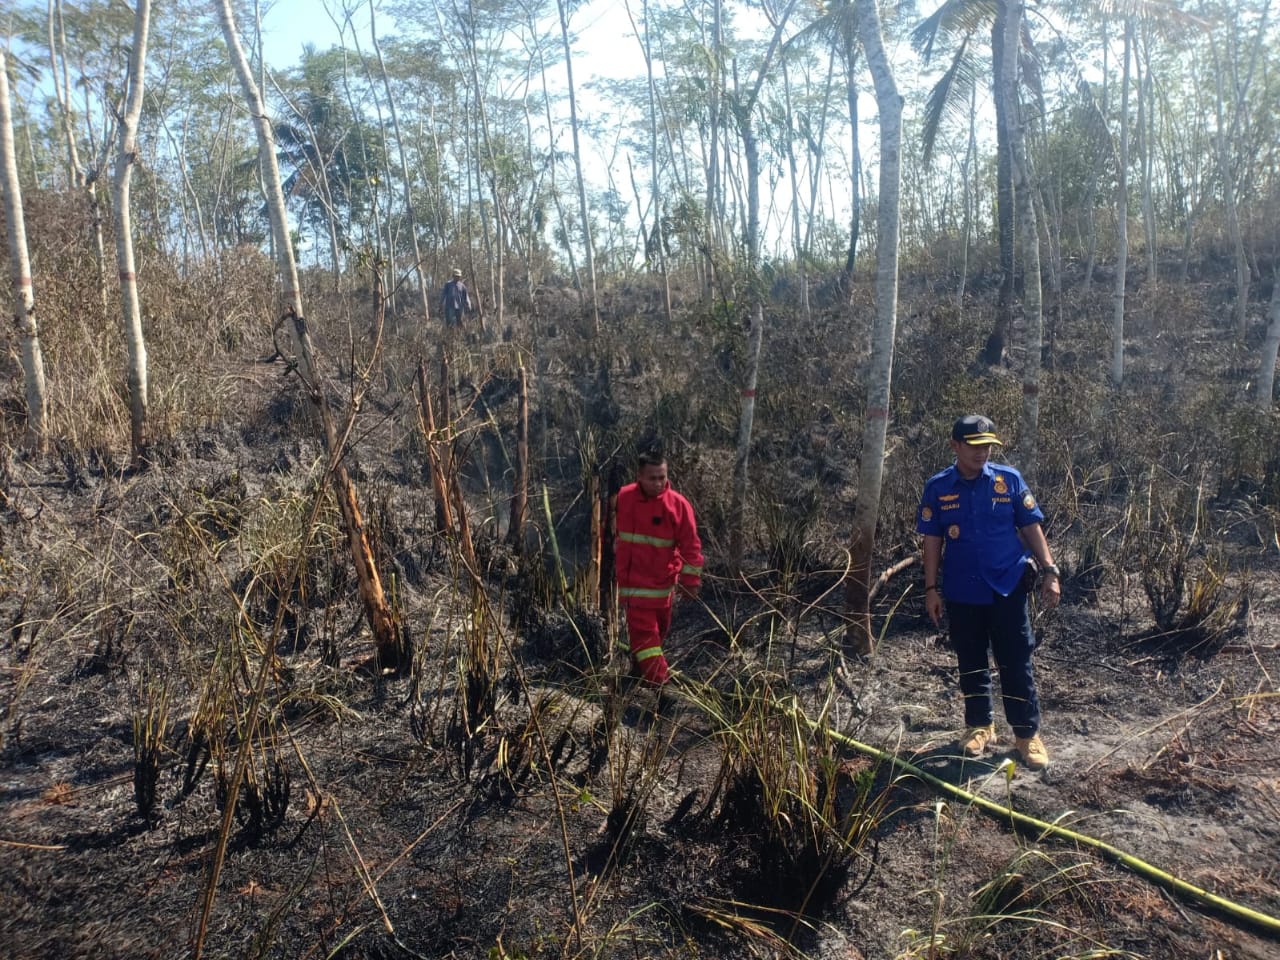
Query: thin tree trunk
1211 32 1248 337
984 0 1015 367
1256 271 1280 410
0 51 49 453
47 0 83 190
1082 79 1101 287
535 59 580 289
458 1 503 336
369 0 431 327
555 0 600 331
842 18 861 287
958 82 977 306
705 0 724 294
781 60 810 324
844 0 902 656
1139 31 1157 288
1085 20 1107 288
1006 0 1043 481
215 0 403 673
1112 20 1132 387
802 42 837 304
626 0 672 323
112 0 151 466
728 2 796 570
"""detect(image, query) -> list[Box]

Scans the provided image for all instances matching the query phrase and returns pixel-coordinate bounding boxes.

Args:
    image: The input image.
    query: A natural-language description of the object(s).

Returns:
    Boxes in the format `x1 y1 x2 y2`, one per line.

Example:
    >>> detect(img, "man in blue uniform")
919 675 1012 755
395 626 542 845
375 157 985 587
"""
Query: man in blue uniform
917 415 1061 770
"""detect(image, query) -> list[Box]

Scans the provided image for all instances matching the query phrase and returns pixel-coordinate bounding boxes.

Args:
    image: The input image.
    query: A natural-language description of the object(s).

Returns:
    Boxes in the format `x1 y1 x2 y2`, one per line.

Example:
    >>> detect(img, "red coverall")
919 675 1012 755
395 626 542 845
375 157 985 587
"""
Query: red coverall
614 479 704 685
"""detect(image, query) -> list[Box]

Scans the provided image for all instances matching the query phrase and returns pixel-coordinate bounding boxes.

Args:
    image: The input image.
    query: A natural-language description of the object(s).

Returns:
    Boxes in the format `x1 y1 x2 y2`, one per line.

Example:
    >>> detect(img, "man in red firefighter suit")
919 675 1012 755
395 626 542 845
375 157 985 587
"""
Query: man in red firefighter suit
613 450 704 686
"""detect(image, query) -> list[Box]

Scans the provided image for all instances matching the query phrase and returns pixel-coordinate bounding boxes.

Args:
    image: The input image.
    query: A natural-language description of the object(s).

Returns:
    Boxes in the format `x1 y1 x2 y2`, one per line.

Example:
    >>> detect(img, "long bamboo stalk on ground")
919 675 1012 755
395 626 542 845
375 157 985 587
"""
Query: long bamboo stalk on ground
798 709 1280 939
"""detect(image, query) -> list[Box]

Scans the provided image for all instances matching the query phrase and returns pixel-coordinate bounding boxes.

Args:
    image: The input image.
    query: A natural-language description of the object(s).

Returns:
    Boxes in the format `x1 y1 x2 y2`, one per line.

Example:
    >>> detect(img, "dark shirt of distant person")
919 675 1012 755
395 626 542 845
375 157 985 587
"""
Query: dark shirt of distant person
440 268 471 327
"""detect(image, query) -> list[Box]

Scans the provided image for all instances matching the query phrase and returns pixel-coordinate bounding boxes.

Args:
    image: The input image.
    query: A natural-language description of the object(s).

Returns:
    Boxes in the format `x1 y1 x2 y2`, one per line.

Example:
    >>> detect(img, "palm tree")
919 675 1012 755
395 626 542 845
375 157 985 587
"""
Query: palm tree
913 0 1036 367
274 47 385 279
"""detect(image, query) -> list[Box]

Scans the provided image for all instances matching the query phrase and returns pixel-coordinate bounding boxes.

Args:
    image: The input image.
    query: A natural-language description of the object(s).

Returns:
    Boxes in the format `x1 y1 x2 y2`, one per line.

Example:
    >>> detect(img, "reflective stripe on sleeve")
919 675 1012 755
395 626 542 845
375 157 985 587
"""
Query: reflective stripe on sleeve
680 564 702 576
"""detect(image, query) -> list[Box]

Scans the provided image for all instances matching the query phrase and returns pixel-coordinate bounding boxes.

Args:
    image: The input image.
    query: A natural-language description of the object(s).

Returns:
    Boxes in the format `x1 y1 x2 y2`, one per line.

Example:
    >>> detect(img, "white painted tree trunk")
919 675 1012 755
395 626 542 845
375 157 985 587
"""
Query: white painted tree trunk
844 0 902 656
0 51 48 453
111 0 151 465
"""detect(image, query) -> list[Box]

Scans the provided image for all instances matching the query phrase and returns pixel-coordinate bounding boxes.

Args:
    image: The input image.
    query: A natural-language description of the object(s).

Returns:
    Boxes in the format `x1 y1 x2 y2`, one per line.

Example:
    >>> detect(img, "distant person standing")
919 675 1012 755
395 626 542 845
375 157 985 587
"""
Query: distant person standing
440 268 471 328
613 449 704 686
917 415 1061 770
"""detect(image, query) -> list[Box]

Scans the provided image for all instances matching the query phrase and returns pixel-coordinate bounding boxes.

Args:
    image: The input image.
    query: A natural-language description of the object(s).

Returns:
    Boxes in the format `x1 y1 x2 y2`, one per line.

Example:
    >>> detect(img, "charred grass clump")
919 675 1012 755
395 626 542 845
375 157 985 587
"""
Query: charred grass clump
675 667 894 949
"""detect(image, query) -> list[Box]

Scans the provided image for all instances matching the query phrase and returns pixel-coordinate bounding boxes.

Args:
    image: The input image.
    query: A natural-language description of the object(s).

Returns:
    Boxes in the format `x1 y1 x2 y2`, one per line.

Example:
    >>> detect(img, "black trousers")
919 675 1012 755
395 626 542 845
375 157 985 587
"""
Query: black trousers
945 586 1041 738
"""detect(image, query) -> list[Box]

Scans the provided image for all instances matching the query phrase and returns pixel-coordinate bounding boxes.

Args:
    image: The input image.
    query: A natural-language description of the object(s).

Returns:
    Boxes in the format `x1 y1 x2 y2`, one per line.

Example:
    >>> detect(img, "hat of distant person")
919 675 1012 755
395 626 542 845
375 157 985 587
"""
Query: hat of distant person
452 268 463 277
951 414 1003 446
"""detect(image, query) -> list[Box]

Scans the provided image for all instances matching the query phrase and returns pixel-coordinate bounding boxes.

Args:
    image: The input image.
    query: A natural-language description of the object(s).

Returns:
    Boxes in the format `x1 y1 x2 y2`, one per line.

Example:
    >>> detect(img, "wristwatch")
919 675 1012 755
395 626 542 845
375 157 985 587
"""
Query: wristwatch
1040 563 1060 578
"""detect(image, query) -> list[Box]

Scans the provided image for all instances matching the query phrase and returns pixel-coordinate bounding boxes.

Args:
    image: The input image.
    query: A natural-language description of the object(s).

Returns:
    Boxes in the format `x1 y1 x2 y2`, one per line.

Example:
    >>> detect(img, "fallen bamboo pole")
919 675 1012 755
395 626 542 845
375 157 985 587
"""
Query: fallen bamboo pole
800 711 1280 939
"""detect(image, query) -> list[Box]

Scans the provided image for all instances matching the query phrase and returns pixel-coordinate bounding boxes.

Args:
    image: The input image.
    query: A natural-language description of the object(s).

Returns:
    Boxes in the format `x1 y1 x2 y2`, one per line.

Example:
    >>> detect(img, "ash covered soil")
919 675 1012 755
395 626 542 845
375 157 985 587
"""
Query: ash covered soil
3 343 1280 960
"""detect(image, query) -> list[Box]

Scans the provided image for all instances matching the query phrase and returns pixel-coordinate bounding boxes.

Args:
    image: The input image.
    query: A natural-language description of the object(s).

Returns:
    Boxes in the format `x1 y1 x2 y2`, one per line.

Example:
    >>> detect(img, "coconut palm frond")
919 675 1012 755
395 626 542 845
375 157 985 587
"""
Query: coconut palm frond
1087 0 1210 31
783 0 852 52
911 0 997 61
1075 77 1116 159
921 36 979 165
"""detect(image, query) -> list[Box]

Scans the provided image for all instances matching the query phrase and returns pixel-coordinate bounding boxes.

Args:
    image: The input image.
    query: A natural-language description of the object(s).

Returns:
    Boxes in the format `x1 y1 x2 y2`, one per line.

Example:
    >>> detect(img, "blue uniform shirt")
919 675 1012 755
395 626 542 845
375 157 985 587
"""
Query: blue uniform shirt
917 461 1045 604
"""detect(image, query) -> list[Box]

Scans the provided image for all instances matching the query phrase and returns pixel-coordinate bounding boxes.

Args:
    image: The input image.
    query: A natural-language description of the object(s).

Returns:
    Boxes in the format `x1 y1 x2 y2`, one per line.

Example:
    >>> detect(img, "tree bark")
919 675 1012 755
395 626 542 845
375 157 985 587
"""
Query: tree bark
844 0 903 656
112 0 151 467
0 51 49 454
